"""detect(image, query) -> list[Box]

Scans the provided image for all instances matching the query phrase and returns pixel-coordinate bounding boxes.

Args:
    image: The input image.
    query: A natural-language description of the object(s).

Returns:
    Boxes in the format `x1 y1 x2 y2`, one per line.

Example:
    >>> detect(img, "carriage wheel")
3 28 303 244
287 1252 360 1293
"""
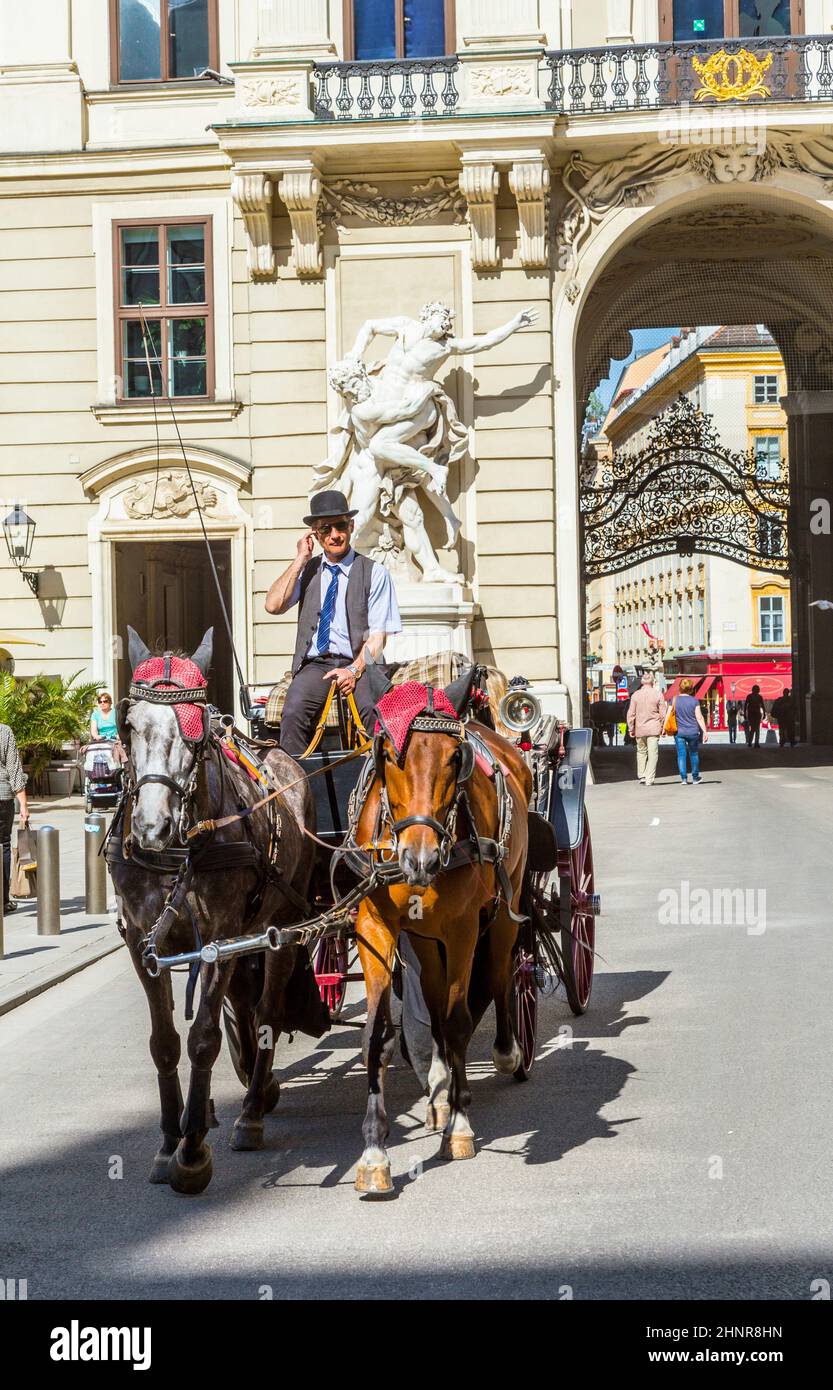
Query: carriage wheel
511 920 538 1082
315 932 349 1020
561 812 596 1016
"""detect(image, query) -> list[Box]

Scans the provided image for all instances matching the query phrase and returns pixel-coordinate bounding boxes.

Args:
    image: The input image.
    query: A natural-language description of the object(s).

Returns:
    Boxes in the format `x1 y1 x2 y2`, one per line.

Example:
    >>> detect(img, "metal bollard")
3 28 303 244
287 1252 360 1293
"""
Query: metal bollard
84 813 108 914
36 825 61 936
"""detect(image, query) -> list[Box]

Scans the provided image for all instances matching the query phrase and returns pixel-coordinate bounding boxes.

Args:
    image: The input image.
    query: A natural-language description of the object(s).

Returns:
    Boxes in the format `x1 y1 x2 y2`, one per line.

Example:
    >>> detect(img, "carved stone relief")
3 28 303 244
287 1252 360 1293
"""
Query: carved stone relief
123 474 219 520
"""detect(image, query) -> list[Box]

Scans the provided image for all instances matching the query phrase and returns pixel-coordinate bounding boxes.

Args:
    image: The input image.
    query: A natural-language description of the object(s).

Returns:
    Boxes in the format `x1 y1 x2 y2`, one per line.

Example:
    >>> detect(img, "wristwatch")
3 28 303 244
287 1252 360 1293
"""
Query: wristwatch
348 662 361 679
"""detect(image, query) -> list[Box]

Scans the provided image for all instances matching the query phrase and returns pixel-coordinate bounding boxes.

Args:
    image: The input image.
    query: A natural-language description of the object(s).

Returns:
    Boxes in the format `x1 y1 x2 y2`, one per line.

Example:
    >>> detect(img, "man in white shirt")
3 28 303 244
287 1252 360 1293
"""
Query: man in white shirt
265 490 402 755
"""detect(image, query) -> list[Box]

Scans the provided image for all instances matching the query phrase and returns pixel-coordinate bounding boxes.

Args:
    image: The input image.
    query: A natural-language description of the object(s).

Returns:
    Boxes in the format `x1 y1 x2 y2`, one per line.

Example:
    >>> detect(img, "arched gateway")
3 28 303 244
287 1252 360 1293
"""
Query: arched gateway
552 144 833 742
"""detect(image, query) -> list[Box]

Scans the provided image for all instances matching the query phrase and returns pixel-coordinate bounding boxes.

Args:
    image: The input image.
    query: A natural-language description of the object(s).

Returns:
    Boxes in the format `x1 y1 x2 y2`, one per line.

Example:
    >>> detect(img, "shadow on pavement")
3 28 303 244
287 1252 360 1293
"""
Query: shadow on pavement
591 743 833 785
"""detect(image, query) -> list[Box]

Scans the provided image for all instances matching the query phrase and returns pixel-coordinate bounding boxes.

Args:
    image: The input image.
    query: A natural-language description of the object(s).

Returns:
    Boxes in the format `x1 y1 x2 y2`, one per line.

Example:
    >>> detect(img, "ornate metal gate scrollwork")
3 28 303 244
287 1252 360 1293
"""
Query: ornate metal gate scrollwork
580 397 790 578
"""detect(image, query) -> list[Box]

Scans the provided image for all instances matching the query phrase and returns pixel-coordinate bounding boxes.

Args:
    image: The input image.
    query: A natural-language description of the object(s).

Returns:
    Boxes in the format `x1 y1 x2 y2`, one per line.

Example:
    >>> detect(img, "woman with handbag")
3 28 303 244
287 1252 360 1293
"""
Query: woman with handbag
0 720 29 913
668 677 709 785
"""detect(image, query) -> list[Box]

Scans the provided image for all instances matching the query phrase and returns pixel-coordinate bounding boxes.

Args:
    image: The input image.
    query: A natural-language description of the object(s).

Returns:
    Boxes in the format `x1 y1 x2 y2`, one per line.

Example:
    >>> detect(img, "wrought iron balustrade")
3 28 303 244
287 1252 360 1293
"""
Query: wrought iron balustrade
312 57 459 120
545 36 833 114
309 37 833 122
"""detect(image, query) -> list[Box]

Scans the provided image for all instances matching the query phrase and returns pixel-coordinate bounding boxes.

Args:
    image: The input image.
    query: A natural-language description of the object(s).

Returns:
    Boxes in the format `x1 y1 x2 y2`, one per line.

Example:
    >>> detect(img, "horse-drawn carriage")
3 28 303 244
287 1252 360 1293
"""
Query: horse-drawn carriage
109 633 601 1194
249 662 600 1082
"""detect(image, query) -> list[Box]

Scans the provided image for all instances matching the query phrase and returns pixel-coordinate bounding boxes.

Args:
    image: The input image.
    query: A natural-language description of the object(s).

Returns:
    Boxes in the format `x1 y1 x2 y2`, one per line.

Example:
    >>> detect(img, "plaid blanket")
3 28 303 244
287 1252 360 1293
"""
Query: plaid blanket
263 651 510 733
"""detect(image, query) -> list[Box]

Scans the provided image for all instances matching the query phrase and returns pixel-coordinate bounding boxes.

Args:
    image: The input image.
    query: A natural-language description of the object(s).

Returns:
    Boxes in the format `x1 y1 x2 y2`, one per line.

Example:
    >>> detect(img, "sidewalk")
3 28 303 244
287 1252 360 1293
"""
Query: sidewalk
0 802 123 1017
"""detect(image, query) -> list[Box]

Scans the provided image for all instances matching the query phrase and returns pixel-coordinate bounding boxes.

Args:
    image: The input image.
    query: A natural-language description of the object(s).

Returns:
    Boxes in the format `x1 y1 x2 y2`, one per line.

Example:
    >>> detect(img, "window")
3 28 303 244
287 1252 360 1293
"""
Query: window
112 0 217 83
754 435 782 480
753 374 779 404
344 0 454 60
115 221 212 399
759 595 785 643
659 1 803 40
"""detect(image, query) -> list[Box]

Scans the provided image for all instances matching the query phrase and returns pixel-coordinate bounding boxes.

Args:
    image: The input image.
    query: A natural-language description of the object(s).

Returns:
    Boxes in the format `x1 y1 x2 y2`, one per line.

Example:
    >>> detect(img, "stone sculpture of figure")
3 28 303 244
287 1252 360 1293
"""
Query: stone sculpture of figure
312 301 538 582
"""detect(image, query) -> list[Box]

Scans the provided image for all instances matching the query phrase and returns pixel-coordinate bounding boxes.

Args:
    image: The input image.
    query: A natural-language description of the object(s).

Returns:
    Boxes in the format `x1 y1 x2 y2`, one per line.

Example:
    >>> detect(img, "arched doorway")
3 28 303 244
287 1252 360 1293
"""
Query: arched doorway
81 446 253 716
553 166 833 742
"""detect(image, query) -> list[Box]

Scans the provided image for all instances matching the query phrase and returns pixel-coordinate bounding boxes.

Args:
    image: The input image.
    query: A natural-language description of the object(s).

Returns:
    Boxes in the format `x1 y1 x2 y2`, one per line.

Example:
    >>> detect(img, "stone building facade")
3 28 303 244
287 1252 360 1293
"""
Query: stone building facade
2 2 833 735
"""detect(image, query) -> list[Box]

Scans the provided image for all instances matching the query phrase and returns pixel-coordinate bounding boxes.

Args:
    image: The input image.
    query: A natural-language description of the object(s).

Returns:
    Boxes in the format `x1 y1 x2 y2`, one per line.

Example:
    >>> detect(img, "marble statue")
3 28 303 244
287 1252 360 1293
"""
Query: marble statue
312 301 538 583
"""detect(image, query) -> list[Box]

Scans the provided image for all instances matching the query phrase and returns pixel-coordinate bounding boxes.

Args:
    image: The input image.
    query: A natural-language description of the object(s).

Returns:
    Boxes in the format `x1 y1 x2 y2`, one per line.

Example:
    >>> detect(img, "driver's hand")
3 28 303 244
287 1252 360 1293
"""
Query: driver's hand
324 667 357 694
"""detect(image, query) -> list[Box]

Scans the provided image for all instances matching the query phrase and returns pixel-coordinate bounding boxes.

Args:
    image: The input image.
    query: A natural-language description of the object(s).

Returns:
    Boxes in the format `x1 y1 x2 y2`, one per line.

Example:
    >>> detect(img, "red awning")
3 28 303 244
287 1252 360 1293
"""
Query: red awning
695 676 717 697
731 673 789 700
663 678 683 700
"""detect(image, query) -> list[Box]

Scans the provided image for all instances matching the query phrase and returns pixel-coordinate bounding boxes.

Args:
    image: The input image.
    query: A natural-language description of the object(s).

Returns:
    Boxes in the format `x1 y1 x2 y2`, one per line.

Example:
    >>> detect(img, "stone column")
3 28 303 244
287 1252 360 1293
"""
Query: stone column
0 0 83 152
253 0 336 57
782 391 833 744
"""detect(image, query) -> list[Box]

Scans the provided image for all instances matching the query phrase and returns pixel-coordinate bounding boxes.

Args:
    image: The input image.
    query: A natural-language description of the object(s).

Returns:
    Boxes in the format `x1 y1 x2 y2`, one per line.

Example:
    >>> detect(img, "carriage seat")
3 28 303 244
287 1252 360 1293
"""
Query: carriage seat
526 810 558 872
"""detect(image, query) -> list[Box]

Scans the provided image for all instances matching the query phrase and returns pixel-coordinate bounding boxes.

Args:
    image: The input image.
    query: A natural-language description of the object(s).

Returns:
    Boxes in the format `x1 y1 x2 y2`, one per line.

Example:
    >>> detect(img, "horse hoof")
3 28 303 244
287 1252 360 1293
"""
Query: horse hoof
355 1162 393 1195
493 1041 523 1075
149 1150 173 1185
425 1102 450 1133
230 1117 264 1151
262 1077 280 1114
439 1133 476 1161
168 1143 213 1195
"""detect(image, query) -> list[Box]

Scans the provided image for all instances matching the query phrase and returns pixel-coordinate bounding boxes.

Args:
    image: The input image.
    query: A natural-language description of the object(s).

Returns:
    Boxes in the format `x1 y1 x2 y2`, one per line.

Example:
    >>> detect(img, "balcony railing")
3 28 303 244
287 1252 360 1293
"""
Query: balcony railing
544 37 833 113
312 57 459 120
309 37 833 121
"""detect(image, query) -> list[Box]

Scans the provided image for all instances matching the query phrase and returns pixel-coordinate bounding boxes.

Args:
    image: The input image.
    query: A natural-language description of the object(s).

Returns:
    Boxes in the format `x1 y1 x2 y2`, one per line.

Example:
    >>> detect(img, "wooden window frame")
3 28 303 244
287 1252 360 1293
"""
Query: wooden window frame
113 218 215 402
343 0 456 60
659 0 804 40
110 0 219 87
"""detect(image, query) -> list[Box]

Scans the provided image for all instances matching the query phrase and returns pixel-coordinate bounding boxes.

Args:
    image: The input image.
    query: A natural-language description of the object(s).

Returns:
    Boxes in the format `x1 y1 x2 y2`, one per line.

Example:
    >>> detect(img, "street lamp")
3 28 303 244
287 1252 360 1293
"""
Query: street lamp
2 505 39 594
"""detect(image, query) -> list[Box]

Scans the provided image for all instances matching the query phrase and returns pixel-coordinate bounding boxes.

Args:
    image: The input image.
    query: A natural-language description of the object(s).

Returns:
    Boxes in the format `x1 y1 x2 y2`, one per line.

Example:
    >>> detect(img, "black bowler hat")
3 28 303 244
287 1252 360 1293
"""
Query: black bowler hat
303 490 358 527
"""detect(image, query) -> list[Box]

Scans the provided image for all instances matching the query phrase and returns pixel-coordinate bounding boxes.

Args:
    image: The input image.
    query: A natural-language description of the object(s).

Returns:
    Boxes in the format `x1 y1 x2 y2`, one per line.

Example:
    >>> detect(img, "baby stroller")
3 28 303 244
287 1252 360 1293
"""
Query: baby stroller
81 739 123 813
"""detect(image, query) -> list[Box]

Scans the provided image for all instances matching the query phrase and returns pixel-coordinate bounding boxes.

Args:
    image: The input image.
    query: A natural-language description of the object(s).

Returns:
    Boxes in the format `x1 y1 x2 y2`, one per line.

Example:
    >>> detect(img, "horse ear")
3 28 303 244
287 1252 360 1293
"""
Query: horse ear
190 627 214 677
127 626 150 672
364 657 393 706
444 665 476 717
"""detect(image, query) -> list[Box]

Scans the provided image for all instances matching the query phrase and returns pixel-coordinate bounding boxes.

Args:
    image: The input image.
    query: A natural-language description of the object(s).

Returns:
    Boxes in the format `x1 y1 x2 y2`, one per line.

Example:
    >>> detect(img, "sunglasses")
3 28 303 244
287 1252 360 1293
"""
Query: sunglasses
98 698 112 705
314 519 351 536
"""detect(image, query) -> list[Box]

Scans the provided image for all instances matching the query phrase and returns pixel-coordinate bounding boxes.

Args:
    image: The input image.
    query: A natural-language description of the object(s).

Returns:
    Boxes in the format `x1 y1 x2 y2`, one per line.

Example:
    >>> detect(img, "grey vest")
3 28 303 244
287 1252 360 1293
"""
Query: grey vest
292 552 375 675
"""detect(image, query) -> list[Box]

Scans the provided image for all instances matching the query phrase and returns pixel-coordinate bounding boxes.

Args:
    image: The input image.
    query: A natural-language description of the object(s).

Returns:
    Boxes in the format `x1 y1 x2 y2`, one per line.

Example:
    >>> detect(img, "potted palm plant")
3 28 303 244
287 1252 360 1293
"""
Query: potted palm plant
0 672 102 794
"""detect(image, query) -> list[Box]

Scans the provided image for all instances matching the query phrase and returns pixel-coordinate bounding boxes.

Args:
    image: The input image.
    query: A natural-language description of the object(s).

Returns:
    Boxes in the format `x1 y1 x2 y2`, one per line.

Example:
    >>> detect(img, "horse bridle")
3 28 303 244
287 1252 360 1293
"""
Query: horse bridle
118 664 210 849
374 714 475 869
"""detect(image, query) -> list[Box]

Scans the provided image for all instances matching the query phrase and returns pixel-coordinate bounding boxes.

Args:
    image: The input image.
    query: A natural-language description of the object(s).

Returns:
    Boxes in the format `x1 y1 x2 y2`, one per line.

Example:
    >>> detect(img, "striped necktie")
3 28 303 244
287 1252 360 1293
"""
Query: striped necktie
317 563 340 654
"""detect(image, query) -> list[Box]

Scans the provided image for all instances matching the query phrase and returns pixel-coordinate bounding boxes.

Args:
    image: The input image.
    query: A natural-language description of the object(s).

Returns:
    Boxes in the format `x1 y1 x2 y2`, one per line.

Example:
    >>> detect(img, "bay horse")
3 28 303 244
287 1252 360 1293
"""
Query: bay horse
350 666 532 1194
108 626 329 1195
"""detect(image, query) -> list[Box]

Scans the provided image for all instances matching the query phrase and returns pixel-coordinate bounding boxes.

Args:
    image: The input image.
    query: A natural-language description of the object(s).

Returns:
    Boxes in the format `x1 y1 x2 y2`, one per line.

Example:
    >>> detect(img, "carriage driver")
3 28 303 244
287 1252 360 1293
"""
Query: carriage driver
265 489 402 756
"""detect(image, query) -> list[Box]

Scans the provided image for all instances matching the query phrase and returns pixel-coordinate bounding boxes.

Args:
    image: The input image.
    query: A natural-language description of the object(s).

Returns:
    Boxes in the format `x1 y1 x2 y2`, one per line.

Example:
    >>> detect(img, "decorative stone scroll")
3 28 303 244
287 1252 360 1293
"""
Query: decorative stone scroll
319 176 467 229
558 134 833 270
508 157 550 268
458 160 500 270
231 172 274 279
278 165 322 277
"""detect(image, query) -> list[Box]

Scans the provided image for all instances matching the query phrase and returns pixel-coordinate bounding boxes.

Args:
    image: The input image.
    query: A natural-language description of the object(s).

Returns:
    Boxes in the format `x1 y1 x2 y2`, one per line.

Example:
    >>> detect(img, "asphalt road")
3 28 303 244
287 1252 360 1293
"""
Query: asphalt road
1 743 831 1301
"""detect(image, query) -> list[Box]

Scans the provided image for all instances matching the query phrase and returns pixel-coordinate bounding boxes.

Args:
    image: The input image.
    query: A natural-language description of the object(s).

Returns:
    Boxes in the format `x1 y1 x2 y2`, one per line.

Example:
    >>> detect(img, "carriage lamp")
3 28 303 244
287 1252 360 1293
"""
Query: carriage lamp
2 505 39 594
499 688 542 734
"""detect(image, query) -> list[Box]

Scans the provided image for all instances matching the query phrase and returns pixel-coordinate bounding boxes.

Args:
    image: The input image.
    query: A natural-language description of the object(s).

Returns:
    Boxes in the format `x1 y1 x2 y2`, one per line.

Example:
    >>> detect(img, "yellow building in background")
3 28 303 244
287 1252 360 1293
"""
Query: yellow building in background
586 326 792 725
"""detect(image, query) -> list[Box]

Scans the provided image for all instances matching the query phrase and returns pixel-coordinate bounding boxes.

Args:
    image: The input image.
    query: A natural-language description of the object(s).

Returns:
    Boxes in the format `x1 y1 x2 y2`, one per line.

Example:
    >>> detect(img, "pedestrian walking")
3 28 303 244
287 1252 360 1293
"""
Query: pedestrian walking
743 685 766 748
626 673 667 786
726 700 738 745
771 687 798 747
672 677 709 785
0 721 29 914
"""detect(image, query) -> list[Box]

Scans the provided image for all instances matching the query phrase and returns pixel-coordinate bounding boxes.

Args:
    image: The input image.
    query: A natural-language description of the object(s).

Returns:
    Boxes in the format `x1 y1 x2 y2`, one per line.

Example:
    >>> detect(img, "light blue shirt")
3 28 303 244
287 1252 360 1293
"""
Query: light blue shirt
289 548 402 661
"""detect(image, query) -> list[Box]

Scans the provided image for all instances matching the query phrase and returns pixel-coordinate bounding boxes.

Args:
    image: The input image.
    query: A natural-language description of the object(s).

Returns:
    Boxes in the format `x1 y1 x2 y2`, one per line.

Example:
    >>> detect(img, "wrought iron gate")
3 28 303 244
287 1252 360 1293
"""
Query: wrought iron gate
580 397 790 579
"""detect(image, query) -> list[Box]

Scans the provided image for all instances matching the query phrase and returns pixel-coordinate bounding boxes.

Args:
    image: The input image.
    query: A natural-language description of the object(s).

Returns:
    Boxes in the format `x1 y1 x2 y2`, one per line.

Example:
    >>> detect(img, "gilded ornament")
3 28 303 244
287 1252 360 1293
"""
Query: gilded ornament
692 48 773 103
